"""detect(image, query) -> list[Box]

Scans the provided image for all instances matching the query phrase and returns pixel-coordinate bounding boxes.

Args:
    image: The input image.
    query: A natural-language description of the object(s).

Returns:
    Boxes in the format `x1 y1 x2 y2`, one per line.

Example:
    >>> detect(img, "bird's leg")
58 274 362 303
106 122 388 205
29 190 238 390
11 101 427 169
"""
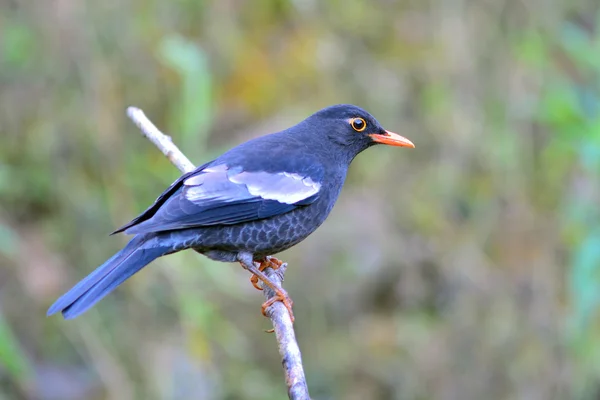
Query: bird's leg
250 256 287 290
237 253 294 323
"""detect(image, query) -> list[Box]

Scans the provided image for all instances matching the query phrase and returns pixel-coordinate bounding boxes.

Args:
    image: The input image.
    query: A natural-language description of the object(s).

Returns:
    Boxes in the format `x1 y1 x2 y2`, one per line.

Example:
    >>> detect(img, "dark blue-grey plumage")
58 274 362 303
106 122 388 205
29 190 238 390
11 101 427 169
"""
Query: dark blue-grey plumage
47 104 414 319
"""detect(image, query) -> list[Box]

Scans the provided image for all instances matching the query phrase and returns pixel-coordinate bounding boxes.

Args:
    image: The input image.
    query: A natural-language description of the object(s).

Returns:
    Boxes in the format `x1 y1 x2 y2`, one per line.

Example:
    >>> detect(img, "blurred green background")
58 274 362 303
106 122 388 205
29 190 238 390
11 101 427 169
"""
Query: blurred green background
1 0 600 399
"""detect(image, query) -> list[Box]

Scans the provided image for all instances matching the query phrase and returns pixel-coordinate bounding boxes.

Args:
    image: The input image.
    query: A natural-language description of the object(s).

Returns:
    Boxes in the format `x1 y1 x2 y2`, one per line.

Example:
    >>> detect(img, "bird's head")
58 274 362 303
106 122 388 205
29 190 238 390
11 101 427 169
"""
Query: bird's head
302 104 414 161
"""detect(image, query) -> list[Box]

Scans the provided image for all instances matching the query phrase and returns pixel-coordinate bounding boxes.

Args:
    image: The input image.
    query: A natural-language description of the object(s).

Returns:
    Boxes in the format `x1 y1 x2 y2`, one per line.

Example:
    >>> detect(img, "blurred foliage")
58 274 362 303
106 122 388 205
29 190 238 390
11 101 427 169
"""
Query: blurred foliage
0 311 32 384
1 0 600 399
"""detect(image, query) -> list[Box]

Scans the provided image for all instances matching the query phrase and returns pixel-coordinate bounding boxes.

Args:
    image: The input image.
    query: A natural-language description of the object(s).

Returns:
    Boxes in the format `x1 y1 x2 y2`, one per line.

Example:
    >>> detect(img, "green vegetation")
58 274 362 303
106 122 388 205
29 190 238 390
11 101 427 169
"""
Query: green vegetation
1 1 599 399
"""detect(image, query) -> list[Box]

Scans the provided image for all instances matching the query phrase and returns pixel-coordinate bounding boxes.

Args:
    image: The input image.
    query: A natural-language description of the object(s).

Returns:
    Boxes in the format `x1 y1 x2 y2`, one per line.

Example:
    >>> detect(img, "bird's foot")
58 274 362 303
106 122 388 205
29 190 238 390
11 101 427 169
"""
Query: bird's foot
250 256 287 291
261 288 294 323
238 254 294 323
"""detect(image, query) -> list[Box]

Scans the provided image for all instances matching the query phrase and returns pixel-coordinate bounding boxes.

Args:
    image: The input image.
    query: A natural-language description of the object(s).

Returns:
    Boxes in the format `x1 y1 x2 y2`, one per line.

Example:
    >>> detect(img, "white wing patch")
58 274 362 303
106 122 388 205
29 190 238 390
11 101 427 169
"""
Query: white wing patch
182 164 320 204
183 165 249 202
229 171 320 204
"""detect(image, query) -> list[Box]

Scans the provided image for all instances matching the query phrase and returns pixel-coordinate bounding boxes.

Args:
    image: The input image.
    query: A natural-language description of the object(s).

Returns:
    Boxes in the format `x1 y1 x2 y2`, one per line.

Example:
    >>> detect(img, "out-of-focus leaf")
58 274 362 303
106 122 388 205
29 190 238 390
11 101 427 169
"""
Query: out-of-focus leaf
0 163 9 195
569 231 600 335
561 22 600 70
538 82 585 133
0 20 37 69
0 312 32 381
158 34 213 159
0 223 18 258
514 31 547 68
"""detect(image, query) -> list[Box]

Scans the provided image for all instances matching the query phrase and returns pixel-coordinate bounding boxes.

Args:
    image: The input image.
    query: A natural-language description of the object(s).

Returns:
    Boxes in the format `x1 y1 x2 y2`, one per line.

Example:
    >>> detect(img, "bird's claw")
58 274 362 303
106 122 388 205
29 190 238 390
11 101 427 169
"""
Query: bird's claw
250 256 286 291
239 255 294 323
265 255 286 269
250 275 263 291
261 288 295 323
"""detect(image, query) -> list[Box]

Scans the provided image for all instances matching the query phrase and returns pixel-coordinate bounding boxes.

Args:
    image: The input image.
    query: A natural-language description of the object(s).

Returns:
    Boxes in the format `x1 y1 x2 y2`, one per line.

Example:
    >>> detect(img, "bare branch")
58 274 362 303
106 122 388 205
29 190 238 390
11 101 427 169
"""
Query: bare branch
262 264 310 399
126 107 195 174
125 106 311 400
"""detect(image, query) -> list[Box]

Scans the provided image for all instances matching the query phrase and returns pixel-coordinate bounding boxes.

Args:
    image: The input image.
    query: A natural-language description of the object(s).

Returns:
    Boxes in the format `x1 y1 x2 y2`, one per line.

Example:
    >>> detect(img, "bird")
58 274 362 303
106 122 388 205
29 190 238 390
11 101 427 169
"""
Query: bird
47 104 414 321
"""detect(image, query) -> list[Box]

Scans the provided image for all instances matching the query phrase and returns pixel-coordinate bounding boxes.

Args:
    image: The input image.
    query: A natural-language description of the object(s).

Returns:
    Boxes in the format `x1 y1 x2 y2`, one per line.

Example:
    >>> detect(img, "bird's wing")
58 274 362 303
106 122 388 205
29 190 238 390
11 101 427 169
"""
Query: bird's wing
114 162 323 234
111 162 210 234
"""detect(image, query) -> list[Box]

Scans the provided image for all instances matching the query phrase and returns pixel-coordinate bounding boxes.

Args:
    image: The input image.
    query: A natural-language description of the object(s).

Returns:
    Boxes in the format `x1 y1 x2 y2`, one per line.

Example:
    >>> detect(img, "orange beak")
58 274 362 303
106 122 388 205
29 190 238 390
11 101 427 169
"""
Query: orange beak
369 130 415 148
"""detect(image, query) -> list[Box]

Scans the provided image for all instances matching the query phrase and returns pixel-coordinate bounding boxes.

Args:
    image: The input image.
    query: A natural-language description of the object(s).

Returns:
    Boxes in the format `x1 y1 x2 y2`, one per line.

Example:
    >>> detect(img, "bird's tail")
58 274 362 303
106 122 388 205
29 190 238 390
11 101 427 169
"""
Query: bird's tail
47 233 173 319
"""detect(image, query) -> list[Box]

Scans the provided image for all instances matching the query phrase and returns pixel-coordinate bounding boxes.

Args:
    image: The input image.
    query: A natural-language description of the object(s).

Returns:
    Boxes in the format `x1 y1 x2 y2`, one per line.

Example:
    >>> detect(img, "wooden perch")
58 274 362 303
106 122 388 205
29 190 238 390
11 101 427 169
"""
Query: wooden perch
125 107 310 400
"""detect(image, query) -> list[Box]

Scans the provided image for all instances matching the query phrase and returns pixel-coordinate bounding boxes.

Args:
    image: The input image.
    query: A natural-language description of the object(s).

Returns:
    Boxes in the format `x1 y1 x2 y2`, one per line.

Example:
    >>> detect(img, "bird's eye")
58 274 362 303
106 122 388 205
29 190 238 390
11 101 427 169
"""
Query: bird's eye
351 118 367 132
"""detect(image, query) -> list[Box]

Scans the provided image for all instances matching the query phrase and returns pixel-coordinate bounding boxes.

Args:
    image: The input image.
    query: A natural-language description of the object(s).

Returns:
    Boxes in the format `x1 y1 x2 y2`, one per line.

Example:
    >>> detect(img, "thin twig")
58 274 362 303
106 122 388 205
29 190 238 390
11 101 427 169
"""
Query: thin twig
125 106 310 400
126 107 195 173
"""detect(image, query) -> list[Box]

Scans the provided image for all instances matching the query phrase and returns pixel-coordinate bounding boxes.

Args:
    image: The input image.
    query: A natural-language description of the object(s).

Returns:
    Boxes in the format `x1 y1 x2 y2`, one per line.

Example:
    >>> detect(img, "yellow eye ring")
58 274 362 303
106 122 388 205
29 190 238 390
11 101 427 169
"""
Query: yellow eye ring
351 118 367 132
